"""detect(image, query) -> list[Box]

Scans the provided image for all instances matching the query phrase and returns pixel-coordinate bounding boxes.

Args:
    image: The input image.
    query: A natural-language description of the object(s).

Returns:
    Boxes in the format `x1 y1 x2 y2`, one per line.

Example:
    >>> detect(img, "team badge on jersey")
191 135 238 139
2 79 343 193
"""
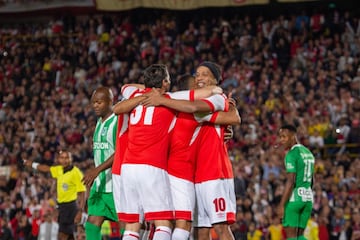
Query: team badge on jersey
101 127 108 136
62 183 69 191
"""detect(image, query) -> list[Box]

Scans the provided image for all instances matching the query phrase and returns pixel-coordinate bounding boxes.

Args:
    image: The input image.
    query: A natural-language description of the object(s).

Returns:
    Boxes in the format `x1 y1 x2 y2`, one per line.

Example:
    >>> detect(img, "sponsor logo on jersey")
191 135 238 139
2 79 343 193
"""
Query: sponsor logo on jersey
286 162 295 170
93 142 109 150
297 187 313 202
101 127 108 136
62 183 69 191
300 152 314 161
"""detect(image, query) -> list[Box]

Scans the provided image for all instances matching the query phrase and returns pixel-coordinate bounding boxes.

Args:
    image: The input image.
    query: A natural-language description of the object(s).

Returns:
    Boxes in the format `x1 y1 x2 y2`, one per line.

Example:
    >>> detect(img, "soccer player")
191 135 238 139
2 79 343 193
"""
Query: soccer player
141 74 241 240
116 64 179 240
277 124 315 240
23 150 86 240
82 87 119 240
192 61 237 240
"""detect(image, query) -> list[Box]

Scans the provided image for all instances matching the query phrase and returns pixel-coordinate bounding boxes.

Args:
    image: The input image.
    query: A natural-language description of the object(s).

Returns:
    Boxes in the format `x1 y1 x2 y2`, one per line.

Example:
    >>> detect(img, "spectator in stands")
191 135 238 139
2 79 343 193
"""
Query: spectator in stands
38 211 59 240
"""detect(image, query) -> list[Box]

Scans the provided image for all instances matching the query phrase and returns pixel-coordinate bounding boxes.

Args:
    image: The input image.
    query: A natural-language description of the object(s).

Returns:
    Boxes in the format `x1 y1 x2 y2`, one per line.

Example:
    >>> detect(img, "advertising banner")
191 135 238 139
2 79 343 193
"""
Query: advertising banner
95 0 269 11
0 0 94 13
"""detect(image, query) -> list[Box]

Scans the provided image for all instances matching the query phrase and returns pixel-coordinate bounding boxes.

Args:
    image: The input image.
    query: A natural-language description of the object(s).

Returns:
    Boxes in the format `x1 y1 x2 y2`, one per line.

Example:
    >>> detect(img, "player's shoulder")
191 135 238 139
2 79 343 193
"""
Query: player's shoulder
122 85 144 98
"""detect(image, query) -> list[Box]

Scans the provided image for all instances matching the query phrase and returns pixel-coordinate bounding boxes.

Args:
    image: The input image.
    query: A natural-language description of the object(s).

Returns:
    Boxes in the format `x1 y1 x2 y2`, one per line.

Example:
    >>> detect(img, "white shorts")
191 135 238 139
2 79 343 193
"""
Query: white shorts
112 174 124 214
169 174 195 221
194 178 236 227
118 164 174 223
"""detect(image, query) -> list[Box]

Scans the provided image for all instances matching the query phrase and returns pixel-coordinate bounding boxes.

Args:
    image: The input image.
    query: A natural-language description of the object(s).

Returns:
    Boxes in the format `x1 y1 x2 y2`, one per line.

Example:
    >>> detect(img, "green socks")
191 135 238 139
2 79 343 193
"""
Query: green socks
85 222 101 240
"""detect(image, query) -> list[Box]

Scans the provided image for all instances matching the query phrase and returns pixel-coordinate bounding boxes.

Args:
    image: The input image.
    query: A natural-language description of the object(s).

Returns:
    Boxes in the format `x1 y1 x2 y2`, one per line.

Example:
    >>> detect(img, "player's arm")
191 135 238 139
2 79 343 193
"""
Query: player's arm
23 159 50 172
213 100 241 125
82 154 114 188
278 172 295 218
114 83 147 114
143 96 214 113
74 190 86 225
77 190 86 212
75 167 87 225
193 85 223 99
113 96 147 114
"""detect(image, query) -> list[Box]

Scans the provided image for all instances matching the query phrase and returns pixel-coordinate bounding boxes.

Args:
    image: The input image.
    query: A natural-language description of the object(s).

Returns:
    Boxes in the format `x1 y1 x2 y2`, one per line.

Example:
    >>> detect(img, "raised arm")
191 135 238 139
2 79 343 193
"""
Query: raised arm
23 159 50 172
142 95 214 113
113 83 147 114
193 85 223 99
113 96 147 114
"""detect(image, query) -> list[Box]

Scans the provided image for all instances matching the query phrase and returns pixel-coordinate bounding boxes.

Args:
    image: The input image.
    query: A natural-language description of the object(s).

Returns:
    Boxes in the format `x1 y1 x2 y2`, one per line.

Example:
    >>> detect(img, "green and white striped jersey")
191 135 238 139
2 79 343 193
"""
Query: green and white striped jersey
92 113 118 193
285 144 315 203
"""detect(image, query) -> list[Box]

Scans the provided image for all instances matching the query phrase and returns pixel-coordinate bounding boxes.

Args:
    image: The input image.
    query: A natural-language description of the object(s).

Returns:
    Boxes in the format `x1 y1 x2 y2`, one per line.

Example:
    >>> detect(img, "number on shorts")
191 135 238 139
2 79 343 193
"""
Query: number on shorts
213 197 226 212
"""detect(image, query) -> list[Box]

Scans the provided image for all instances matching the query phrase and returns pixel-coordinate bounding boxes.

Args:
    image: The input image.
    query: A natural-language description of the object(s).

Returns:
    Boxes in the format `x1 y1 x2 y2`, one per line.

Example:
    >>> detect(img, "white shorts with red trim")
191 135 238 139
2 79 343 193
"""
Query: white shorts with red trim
113 174 128 216
169 174 195 221
193 178 236 227
117 164 174 223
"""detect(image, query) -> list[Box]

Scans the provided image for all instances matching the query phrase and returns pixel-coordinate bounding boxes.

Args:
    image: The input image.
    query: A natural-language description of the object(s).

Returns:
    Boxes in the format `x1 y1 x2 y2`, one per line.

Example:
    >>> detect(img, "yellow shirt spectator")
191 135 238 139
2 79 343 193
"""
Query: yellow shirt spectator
304 217 319 240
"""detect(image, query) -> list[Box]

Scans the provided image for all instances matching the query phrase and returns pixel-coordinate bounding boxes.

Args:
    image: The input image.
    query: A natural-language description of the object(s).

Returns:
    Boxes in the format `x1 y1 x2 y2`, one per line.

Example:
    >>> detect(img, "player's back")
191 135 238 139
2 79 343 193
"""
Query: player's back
288 145 315 189
194 122 233 183
123 89 176 170
168 112 201 181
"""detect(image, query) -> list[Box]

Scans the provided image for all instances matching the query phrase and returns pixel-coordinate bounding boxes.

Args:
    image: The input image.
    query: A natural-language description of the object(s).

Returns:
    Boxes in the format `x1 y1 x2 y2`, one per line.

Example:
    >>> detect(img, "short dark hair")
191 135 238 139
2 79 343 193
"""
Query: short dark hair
177 74 194 91
198 61 222 84
143 64 168 88
280 124 297 133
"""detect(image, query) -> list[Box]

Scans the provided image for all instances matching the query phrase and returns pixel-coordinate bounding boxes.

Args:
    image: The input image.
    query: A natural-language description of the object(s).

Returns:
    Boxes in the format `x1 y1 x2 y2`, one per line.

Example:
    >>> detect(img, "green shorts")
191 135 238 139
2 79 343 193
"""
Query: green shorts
283 200 312 229
87 189 118 222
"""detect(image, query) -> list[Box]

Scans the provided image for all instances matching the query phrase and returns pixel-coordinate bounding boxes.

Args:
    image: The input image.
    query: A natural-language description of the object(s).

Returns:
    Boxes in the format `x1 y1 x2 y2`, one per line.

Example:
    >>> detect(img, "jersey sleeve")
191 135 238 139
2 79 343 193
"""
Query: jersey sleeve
74 167 86 192
121 85 139 99
49 165 61 178
194 111 219 123
167 90 194 100
201 94 228 112
284 150 297 173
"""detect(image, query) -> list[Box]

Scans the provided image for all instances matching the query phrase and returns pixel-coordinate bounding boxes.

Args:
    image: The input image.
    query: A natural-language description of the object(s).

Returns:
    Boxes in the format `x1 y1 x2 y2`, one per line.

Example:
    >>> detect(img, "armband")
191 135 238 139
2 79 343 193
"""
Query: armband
32 162 39 170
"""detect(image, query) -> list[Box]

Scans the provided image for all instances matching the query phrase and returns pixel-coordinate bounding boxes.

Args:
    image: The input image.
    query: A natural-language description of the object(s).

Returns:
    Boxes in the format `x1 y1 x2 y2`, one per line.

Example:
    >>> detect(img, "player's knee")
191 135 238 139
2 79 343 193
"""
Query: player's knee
284 227 297 238
213 222 233 238
194 227 211 240
86 215 104 227
175 219 192 231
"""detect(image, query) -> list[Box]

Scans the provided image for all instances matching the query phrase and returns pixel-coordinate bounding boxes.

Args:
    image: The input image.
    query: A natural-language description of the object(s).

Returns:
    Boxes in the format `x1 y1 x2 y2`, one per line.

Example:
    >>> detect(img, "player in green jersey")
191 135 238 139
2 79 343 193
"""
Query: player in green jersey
83 87 118 240
277 124 315 240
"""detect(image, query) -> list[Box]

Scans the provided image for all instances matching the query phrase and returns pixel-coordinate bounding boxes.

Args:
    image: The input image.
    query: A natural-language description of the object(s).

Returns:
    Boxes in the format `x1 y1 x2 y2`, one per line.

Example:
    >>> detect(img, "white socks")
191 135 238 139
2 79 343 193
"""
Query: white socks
172 228 191 240
153 226 172 240
123 230 140 240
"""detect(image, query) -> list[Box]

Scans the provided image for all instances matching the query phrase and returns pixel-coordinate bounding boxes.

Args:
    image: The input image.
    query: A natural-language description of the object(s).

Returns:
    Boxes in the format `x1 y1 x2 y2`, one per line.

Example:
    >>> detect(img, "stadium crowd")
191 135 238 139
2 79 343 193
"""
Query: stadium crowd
0 3 359 240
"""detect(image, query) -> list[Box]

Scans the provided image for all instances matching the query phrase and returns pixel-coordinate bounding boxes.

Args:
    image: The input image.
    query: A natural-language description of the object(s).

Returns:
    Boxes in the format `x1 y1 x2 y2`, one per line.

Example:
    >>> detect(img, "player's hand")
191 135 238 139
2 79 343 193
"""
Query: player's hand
224 126 233 141
211 86 223 95
74 211 82 225
82 168 100 188
142 88 164 107
228 98 237 106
